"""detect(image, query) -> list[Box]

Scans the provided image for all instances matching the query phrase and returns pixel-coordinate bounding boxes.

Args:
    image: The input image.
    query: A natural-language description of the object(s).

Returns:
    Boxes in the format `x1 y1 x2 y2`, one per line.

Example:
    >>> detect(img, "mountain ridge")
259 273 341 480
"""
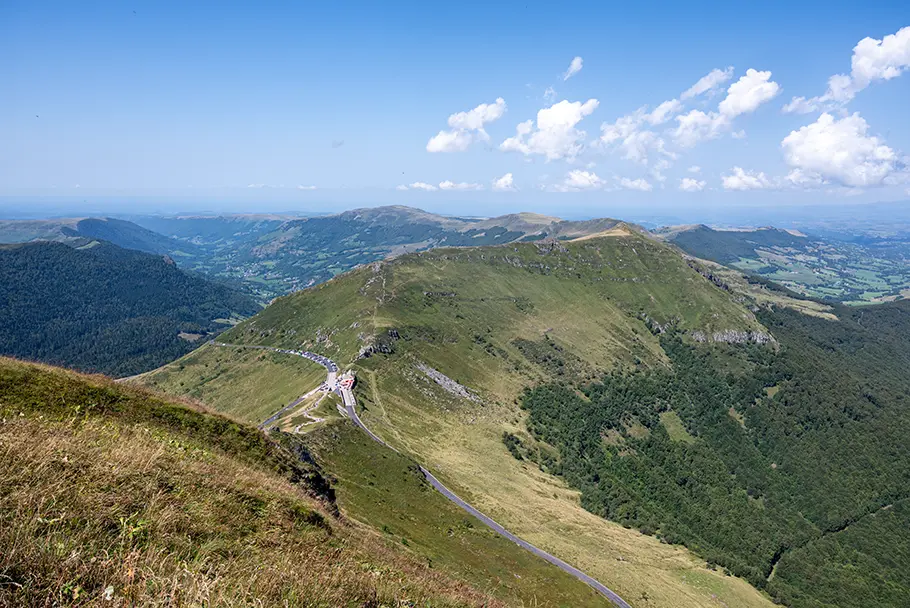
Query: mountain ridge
0 216 193 257
141 230 779 608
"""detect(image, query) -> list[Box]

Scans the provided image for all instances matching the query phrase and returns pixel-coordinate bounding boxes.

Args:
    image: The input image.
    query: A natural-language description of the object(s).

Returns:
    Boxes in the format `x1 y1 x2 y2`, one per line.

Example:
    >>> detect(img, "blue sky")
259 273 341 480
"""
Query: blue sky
2 0 909 217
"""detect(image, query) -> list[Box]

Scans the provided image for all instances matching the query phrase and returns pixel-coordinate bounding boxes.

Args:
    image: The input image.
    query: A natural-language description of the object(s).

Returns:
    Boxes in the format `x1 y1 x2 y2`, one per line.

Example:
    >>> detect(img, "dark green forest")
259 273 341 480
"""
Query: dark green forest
668 225 807 264
63 217 196 256
517 300 910 607
0 241 258 377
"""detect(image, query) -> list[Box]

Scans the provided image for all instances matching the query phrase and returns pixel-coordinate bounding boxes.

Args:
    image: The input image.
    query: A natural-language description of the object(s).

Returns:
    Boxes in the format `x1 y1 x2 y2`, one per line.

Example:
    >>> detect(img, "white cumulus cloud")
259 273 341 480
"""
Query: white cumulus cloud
647 99 683 125
563 56 583 81
786 169 828 188
671 69 779 147
619 130 676 165
426 129 476 153
551 170 607 192
722 167 772 190
671 109 729 147
398 181 438 191
781 112 901 188
492 172 517 191
687 165 701 173
718 69 781 118
439 180 483 191
296 185 317 190
603 68 776 157
501 99 600 160
599 67 753 169
785 26 910 113
617 177 653 191
679 177 707 192
448 98 508 131
566 169 606 189
427 98 507 152
601 109 647 145
600 108 678 167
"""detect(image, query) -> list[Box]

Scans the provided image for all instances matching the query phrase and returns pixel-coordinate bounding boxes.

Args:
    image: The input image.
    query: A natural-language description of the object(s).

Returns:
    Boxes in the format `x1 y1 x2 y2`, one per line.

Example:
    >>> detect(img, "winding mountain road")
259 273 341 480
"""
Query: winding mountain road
209 341 631 608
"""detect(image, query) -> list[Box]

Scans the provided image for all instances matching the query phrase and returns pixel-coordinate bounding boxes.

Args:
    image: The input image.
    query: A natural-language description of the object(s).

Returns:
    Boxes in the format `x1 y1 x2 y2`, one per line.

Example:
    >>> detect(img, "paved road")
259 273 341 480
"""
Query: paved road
209 341 631 608
259 385 325 429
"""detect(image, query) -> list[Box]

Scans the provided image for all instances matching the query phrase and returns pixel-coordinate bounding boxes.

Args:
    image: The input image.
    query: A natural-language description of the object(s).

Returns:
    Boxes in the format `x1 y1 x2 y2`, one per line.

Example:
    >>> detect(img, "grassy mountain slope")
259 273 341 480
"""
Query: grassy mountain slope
63 217 199 256
143 231 776 608
0 218 82 242
137 345 330 424
0 241 258 376
0 357 500 607
282 424 616 606
1 357 633 607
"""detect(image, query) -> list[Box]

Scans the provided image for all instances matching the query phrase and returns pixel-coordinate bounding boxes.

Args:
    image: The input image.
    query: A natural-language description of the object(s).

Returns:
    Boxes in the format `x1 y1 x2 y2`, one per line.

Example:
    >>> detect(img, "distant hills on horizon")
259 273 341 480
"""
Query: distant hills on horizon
2 204 908 305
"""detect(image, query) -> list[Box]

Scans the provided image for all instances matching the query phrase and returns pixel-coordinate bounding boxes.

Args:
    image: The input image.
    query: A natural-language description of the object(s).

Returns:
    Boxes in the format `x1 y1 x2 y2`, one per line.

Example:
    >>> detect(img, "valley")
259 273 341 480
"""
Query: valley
660 224 910 304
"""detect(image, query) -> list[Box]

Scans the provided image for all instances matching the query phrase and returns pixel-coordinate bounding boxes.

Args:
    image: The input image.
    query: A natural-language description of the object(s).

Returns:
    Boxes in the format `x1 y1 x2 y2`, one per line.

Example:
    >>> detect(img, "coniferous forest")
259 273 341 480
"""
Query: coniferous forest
0 241 259 376
518 301 910 607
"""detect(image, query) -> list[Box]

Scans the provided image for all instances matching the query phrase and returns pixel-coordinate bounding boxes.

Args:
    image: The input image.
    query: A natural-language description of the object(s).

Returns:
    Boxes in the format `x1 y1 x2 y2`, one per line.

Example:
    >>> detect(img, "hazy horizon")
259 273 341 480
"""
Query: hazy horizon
3 195 909 231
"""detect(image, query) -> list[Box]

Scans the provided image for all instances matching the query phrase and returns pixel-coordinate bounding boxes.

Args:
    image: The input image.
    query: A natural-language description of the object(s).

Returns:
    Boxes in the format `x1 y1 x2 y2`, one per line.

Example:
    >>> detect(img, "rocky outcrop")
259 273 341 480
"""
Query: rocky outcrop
686 259 731 291
535 238 569 255
639 313 680 335
357 328 399 359
415 362 481 402
690 330 773 344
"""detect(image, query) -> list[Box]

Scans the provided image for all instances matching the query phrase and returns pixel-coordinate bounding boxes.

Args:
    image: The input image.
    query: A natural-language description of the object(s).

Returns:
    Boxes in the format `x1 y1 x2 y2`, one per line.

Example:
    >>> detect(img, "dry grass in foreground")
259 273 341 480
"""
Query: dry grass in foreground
0 357 499 607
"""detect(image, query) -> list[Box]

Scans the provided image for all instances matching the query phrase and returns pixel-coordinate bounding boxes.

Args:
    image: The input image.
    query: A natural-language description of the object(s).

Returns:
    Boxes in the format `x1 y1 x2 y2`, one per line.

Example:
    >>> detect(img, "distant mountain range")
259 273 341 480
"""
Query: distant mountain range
658 224 910 303
0 216 195 257
4 207 909 305
2 206 907 377
129 206 630 299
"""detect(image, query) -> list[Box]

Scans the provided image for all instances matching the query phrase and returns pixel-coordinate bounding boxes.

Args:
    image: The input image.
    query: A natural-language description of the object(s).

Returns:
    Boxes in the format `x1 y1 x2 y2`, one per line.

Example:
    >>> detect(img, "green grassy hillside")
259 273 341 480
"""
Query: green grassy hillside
286 423 614 606
0 357 499 607
0 240 258 377
136 345 329 425
143 231 777 608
